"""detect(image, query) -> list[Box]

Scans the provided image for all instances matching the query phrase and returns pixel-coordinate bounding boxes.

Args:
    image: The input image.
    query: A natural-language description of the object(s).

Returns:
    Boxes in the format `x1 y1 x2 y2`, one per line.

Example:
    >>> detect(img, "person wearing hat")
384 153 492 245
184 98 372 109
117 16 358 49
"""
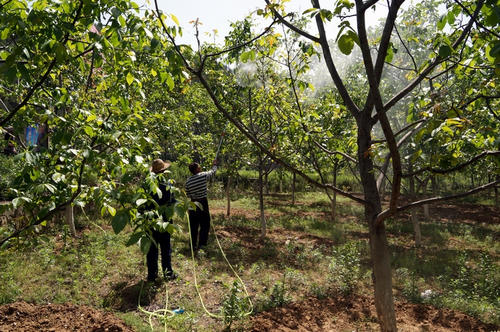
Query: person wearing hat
185 160 217 251
146 158 177 281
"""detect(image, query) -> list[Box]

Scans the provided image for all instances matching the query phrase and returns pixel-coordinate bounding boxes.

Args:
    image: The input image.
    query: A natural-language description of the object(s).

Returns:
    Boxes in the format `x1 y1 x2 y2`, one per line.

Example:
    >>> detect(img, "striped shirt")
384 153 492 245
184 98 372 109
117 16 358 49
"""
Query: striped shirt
185 166 217 200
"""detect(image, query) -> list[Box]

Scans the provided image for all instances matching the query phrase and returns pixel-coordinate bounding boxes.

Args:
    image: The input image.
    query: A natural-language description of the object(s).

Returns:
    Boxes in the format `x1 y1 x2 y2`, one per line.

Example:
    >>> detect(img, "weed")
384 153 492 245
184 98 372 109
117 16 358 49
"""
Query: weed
328 242 362 295
283 267 307 291
394 268 423 303
309 282 329 299
256 280 290 312
221 280 251 330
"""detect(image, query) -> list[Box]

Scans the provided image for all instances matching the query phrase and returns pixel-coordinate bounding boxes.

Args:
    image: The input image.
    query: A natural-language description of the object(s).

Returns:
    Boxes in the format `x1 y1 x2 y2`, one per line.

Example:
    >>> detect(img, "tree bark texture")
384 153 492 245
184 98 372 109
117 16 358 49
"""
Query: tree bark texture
258 153 266 238
65 204 76 236
358 124 396 332
226 175 231 217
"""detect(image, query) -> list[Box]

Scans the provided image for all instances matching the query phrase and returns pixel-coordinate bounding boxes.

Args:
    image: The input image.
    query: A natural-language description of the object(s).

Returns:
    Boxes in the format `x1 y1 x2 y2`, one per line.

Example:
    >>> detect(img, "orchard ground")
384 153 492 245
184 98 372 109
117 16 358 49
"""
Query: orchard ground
0 192 498 331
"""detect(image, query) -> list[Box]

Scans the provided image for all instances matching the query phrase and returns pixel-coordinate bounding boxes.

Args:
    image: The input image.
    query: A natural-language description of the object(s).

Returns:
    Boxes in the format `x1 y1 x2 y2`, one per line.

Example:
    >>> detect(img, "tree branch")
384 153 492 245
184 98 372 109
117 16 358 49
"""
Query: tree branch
356 0 402 211
376 180 499 225
311 0 360 118
384 0 484 112
453 0 500 39
403 151 500 177
312 140 357 163
264 0 321 43
203 18 280 61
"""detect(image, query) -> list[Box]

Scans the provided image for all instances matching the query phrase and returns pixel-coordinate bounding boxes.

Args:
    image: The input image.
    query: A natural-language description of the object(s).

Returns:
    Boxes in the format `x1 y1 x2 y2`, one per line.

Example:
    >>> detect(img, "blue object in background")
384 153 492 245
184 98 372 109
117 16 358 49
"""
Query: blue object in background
26 125 39 146
172 308 184 314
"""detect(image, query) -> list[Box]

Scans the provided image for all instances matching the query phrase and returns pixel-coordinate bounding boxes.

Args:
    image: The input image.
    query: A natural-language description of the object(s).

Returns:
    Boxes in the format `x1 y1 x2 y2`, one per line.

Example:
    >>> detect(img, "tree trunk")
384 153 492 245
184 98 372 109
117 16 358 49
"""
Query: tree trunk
279 169 283 193
409 164 421 247
331 161 338 221
65 204 76 236
423 204 430 219
411 212 421 247
292 172 296 206
258 154 266 238
431 175 438 195
264 171 269 195
226 175 231 217
495 175 499 207
358 124 396 332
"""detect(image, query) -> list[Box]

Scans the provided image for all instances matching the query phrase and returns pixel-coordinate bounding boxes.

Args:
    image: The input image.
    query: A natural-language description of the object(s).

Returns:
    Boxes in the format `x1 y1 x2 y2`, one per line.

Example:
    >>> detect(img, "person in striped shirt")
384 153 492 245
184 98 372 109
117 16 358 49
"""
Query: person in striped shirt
185 160 217 251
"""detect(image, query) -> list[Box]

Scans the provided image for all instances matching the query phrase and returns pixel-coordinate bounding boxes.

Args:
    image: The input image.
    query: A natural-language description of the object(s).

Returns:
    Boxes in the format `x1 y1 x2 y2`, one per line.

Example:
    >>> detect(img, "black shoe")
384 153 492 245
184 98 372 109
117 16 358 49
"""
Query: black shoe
165 270 177 281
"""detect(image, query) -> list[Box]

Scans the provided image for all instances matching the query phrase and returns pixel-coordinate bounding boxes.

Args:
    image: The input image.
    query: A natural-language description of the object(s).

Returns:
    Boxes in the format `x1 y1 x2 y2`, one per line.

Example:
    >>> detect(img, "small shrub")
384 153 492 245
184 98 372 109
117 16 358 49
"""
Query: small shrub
221 280 251 329
257 280 290 312
328 242 362 295
309 282 329 299
395 268 423 303
283 267 307 291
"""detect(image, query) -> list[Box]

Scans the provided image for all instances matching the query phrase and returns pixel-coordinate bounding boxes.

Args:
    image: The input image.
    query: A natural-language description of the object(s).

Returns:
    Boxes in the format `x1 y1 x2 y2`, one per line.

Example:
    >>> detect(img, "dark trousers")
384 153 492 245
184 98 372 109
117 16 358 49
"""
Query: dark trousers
146 229 172 280
188 197 210 249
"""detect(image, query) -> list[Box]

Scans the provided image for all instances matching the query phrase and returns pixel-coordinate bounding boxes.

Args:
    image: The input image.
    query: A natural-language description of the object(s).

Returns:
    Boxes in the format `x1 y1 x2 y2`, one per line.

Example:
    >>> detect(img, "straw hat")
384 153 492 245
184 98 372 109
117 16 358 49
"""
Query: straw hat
151 159 171 173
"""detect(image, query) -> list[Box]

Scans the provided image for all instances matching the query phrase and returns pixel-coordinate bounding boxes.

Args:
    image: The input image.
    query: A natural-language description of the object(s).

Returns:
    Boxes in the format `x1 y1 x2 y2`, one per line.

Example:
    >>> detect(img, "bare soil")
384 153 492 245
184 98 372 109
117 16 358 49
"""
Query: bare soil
250 293 498 332
0 301 133 331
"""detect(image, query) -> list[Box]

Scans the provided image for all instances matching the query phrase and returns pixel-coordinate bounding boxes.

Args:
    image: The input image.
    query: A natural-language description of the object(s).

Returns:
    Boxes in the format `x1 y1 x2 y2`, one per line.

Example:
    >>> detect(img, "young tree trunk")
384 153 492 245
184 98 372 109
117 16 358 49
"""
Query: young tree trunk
65 204 76 236
423 204 430 219
411 212 421 247
358 126 396 332
409 164 421 247
258 154 266 238
331 160 338 221
291 172 296 206
279 169 283 193
226 175 231 217
264 171 269 195
495 175 499 207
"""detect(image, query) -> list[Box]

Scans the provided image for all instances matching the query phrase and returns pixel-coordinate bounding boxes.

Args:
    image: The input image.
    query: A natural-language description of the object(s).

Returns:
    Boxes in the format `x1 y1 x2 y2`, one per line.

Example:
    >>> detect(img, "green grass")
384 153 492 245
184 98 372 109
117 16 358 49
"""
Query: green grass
0 191 499 330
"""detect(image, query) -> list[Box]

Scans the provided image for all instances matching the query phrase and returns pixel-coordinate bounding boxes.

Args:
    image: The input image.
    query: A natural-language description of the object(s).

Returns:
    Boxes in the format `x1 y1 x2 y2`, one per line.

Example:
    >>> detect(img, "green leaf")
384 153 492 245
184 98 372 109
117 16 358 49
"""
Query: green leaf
171 14 180 25
489 41 500 57
107 205 116 216
12 197 30 209
240 50 255 62
126 72 134 85
385 43 394 63
438 45 452 58
174 202 187 219
150 38 159 49
437 16 447 30
52 172 64 183
140 235 152 254
136 198 147 206
112 211 129 234
126 232 142 246
84 126 94 137
338 34 354 55
165 73 174 90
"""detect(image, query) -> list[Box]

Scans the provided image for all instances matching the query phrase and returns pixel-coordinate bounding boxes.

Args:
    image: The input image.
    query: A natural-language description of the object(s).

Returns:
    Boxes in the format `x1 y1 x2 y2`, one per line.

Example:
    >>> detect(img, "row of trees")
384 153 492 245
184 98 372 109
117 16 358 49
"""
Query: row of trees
1 0 499 331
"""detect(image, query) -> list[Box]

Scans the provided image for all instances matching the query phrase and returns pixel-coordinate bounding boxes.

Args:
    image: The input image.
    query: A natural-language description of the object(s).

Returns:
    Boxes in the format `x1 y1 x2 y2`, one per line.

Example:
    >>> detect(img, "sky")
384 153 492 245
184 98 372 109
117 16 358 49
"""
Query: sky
138 0 401 47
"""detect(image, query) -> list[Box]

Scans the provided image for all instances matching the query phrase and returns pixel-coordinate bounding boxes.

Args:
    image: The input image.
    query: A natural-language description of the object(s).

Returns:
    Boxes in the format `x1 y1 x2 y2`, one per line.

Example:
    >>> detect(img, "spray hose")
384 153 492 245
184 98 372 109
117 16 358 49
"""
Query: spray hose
186 213 254 319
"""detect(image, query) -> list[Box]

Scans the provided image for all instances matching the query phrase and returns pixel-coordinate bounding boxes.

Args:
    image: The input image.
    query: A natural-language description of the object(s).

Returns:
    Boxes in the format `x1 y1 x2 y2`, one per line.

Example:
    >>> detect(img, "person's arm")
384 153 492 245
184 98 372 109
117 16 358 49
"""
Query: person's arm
203 160 218 180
